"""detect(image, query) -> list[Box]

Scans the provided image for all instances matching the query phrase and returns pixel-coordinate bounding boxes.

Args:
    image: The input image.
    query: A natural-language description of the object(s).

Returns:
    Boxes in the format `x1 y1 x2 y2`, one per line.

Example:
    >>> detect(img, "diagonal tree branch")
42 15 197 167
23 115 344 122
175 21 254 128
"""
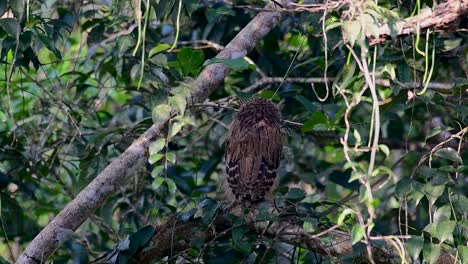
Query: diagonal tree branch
16 1 290 263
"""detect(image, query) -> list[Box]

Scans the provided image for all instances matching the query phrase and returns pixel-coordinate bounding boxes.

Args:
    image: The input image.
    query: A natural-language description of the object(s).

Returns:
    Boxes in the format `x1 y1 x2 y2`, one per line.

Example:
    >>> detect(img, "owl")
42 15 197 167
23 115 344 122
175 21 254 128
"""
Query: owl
224 98 282 204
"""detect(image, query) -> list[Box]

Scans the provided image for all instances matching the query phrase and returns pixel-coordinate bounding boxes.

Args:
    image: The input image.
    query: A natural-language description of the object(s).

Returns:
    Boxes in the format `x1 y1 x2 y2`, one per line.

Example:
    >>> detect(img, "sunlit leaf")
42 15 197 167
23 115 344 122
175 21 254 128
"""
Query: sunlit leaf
169 94 187 115
351 224 364 245
149 43 171 57
166 178 177 193
152 104 172 124
378 144 390 157
148 153 164 164
433 147 463 163
442 38 462 52
149 138 166 155
166 152 176 163
342 20 361 47
151 165 164 179
169 121 185 138
424 219 456 243
337 208 355 225
177 48 204 76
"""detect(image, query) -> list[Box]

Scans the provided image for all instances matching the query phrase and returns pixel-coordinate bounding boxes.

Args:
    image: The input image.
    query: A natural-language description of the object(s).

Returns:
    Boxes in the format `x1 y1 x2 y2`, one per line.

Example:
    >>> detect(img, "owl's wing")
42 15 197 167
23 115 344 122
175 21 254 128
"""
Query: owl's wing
225 121 282 202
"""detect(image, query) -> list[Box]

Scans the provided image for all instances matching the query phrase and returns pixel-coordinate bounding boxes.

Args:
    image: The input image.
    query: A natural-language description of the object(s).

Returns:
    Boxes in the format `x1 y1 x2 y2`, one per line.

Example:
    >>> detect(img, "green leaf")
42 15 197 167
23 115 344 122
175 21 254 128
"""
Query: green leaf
337 208 355 225
0 2 7 17
149 43 171 57
330 107 346 126
423 183 445 206
204 57 251 71
166 152 176 163
180 208 197 221
301 112 329 133
353 129 362 146
166 178 177 193
442 38 462 52
422 243 441 264
351 224 364 245
407 235 424 260
425 127 442 141
395 178 415 197
342 20 361 47
177 48 204 76
169 121 185 138
450 193 468 214
303 221 316 232
286 188 305 201
36 30 62 59
0 18 20 37
130 226 156 251
169 94 187 115
152 104 172 124
149 153 164 164
149 138 166 155
378 144 390 157
152 176 164 189
433 147 463 163
382 64 396 80
362 13 379 39
151 165 165 179
9 0 24 18
433 205 451 224
424 219 456 243
459 245 468 264
348 170 364 183
371 166 394 178
150 53 168 68
232 225 247 243
171 82 193 98
201 201 220 225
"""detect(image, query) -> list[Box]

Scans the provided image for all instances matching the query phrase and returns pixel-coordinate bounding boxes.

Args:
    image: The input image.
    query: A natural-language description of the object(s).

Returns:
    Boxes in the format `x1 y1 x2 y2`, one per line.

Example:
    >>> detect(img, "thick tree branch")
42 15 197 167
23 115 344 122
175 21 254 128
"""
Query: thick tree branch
128 207 401 263
16 1 290 263
239 0 468 44
127 206 455 264
372 0 468 44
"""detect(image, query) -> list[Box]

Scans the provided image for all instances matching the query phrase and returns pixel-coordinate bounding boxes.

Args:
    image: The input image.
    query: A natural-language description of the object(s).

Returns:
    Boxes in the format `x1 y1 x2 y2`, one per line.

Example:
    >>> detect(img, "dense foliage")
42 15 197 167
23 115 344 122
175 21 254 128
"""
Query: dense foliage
0 0 466 263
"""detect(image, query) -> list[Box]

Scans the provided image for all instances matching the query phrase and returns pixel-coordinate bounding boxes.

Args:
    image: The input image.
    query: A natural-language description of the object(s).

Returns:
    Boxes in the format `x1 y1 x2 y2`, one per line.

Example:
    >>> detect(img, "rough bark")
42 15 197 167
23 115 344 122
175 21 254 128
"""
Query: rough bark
16 1 288 263
130 207 455 264
371 0 468 44
128 207 396 264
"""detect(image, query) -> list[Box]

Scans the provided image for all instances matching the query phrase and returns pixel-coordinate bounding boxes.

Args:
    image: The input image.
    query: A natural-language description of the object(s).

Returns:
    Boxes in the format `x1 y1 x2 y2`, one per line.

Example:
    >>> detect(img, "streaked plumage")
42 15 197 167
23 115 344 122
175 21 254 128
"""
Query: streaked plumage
225 98 282 204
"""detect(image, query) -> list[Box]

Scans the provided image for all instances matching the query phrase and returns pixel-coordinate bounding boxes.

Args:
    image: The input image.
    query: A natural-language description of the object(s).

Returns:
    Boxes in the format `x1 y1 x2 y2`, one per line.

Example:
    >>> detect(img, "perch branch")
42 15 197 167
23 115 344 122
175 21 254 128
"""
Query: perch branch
129 207 401 263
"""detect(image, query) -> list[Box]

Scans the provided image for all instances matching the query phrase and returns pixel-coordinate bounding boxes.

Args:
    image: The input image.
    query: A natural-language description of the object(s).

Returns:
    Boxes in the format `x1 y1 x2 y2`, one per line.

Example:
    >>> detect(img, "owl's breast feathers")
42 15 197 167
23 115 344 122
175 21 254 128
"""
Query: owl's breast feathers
225 98 282 203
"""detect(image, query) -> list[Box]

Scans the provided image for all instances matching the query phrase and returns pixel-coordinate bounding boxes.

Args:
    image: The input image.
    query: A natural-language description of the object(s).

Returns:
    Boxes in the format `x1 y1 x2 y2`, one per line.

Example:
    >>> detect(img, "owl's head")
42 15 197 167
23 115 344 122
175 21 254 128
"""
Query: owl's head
237 97 280 125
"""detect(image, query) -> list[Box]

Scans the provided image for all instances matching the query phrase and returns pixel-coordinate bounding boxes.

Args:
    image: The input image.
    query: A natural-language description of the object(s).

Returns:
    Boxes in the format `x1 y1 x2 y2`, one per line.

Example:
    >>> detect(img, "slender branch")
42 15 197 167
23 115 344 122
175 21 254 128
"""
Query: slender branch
244 76 456 93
